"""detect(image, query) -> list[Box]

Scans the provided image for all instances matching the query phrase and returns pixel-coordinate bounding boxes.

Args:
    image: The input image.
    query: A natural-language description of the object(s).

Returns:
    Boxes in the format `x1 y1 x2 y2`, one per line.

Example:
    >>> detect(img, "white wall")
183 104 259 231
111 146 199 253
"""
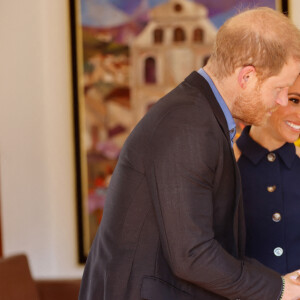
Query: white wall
290 0 300 29
0 0 84 278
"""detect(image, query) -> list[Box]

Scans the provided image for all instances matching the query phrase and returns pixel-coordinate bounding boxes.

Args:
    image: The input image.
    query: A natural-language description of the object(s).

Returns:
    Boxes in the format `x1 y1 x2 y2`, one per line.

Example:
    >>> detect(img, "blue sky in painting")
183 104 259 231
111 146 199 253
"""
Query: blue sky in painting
80 0 276 28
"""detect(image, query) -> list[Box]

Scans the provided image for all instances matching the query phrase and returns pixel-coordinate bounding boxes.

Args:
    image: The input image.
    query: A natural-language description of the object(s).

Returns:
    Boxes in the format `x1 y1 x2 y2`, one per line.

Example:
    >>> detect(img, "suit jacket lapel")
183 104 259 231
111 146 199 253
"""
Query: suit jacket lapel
184 71 230 144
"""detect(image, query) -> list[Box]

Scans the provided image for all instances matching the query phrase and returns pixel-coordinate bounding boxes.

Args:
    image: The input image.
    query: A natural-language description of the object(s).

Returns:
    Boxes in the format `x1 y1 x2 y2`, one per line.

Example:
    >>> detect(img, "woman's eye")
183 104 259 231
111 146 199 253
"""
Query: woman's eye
289 97 300 104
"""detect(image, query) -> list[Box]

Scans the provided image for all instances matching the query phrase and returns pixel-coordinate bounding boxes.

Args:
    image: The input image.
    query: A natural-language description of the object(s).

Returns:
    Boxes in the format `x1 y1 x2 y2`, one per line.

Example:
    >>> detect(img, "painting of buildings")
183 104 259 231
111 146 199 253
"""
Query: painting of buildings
131 0 217 123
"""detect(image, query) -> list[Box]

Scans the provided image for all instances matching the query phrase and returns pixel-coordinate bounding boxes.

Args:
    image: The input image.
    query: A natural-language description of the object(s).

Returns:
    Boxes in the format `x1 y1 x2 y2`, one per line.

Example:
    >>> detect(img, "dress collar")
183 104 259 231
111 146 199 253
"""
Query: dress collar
236 126 296 169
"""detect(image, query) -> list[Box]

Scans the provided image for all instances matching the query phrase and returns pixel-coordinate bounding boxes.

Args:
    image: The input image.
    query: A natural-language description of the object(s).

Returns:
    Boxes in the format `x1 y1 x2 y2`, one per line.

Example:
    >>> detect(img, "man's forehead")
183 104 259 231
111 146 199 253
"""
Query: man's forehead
267 61 300 86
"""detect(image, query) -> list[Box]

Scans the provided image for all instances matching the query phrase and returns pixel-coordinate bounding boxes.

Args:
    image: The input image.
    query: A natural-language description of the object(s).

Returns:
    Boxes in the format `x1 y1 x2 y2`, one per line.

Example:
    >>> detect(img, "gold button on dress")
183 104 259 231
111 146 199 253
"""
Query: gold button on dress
272 212 281 222
267 153 276 162
267 185 276 192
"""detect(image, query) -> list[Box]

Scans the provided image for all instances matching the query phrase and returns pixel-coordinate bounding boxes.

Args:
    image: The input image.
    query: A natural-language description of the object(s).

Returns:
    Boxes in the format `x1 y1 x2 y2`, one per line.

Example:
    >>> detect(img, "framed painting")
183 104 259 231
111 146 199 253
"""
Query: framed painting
70 0 285 263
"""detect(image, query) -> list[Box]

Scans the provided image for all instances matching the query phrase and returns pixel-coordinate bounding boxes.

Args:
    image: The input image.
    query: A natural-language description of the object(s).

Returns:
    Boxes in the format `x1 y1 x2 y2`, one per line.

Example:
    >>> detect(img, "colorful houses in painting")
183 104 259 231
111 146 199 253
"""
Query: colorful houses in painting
130 0 217 123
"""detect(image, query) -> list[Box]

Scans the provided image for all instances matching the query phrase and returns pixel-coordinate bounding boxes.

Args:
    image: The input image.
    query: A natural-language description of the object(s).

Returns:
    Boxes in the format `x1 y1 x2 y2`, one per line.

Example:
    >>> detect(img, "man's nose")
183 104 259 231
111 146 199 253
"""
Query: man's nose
276 88 289 106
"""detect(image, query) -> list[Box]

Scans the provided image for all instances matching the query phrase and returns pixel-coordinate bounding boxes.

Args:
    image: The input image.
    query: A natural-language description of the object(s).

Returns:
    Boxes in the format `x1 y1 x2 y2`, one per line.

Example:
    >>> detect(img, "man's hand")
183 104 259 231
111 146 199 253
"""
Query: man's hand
281 270 300 300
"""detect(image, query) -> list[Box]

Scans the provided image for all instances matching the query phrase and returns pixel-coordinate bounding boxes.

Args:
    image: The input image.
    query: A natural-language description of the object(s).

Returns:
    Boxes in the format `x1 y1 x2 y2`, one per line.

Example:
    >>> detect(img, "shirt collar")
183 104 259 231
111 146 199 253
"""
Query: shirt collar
198 68 236 145
236 125 296 169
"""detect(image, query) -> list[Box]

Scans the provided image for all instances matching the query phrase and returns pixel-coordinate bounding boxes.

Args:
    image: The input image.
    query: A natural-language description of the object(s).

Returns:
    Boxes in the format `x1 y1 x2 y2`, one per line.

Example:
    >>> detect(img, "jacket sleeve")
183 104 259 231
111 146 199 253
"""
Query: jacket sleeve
146 105 281 300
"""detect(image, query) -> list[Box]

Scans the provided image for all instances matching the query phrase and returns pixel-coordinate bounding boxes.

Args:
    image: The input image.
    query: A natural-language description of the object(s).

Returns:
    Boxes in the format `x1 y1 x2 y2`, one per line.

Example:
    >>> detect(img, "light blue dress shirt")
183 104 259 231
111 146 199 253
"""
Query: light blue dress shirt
198 68 236 146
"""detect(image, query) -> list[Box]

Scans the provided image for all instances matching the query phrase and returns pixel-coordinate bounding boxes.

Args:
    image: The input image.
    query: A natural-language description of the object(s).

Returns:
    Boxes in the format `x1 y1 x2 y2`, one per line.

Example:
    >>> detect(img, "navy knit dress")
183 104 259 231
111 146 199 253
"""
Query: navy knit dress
237 125 300 274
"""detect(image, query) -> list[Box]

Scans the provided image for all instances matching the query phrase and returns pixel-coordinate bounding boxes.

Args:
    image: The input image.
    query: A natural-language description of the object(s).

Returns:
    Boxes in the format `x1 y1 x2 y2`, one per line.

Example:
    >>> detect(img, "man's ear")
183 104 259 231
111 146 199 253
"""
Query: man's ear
238 65 256 89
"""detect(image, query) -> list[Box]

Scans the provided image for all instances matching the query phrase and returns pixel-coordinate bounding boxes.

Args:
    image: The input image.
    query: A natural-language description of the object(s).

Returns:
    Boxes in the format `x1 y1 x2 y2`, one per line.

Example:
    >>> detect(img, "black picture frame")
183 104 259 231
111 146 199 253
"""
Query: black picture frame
70 0 86 263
